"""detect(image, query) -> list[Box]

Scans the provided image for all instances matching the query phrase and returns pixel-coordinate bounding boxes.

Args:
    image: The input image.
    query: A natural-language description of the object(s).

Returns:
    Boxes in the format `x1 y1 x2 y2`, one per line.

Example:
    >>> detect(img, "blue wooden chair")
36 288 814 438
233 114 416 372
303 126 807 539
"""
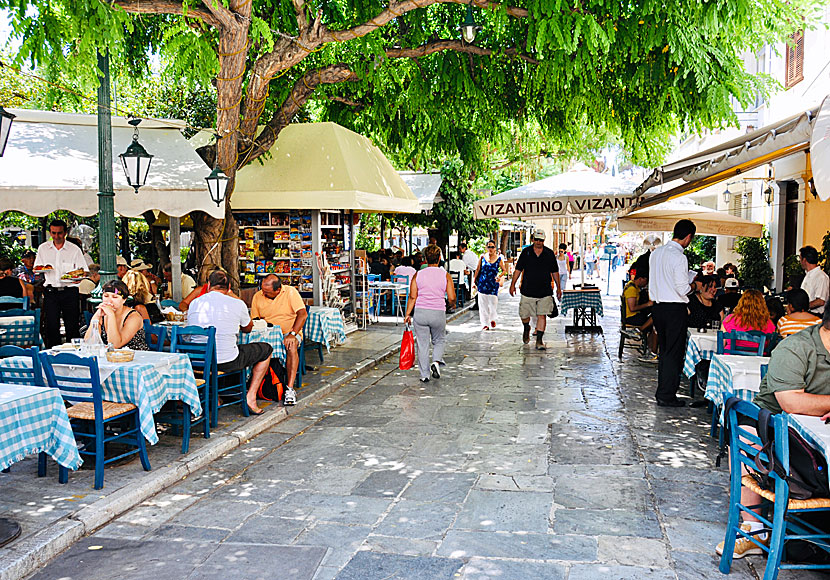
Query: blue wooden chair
158 326 213 452
0 308 40 347
720 396 830 579
160 299 179 308
451 271 467 306
0 296 29 310
143 320 167 353
717 330 768 357
391 275 410 317
302 306 324 372
39 351 150 489
0 345 47 477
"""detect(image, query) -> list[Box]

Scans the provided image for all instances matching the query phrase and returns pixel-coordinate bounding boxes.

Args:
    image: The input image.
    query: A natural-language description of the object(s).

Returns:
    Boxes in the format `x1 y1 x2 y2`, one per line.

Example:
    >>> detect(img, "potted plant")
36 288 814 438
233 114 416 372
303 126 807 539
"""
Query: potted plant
735 235 774 291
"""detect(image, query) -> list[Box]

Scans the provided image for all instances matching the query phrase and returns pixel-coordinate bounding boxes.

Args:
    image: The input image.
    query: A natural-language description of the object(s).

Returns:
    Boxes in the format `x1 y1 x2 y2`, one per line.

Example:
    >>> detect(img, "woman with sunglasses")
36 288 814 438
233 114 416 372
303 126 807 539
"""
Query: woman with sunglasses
473 241 509 330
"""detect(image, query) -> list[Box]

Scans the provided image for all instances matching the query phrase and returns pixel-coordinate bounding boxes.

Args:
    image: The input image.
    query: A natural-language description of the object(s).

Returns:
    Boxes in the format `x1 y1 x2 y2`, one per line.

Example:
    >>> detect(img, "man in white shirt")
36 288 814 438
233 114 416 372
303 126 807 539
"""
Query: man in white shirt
799 245 829 316
34 219 88 347
460 242 480 302
187 270 273 415
649 219 697 408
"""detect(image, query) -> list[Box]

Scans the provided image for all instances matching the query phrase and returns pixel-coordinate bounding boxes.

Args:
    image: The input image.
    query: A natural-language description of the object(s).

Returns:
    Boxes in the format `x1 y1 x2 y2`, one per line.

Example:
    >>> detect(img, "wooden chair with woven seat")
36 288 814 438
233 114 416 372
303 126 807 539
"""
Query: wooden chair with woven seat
618 296 647 360
157 325 213 452
143 320 167 353
38 351 150 489
720 396 830 580
0 345 47 477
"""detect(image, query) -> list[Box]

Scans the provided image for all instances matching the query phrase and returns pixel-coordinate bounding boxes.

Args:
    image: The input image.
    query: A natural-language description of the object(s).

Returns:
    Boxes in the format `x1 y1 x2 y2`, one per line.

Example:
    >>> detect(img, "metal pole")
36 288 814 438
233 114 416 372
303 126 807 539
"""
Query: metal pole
96 50 117 284
170 217 183 301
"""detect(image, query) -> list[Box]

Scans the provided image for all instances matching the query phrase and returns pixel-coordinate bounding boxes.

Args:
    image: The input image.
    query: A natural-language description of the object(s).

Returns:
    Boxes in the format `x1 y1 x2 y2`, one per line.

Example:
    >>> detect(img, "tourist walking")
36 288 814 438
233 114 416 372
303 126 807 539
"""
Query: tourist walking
556 244 569 291
649 219 697 407
509 229 561 351
404 244 456 383
584 245 597 279
473 240 509 331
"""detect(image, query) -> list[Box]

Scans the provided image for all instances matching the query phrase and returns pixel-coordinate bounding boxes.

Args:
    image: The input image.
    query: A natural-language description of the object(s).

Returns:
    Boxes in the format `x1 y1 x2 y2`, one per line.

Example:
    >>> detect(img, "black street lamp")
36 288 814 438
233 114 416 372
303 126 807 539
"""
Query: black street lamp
205 166 229 207
0 106 15 157
460 3 482 43
119 118 153 194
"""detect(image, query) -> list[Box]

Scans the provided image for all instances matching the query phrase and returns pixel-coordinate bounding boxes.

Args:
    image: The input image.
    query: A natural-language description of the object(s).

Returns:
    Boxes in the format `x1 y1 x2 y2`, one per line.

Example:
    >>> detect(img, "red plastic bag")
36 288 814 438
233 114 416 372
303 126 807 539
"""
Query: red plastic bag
399 324 415 370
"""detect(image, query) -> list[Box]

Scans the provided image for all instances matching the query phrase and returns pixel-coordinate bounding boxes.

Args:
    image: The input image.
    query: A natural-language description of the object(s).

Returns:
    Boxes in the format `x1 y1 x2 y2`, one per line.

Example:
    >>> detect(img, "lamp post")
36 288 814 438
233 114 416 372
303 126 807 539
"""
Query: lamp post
0 106 15 157
96 50 117 284
460 3 481 43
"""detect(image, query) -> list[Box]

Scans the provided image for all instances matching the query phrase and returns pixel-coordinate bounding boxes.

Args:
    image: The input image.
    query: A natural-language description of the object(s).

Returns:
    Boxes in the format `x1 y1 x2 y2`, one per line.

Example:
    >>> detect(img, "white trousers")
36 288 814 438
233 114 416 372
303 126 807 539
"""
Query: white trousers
478 293 499 327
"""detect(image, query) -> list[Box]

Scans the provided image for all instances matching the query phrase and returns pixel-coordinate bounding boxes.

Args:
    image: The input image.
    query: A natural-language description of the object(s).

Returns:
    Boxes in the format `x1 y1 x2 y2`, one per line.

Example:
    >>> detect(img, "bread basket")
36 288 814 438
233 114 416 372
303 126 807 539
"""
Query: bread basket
165 311 186 323
105 349 135 363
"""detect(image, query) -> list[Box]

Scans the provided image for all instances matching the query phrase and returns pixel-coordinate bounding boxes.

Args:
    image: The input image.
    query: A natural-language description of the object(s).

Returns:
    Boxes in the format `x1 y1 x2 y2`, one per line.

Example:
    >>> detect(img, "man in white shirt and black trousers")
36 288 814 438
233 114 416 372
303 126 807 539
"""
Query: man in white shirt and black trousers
649 219 697 407
34 219 88 348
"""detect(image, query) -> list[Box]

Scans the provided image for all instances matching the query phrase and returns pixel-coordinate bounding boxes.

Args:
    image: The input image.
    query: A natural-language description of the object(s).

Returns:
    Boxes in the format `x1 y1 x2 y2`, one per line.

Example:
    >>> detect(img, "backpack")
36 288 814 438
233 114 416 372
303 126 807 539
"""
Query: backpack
256 357 288 402
753 407 830 500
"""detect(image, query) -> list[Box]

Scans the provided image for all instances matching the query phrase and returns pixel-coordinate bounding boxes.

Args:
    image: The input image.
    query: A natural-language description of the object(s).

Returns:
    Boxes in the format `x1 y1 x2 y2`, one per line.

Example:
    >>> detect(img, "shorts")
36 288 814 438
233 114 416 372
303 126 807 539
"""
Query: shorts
519 295 554 319
218 342 273 373
625 312 650 327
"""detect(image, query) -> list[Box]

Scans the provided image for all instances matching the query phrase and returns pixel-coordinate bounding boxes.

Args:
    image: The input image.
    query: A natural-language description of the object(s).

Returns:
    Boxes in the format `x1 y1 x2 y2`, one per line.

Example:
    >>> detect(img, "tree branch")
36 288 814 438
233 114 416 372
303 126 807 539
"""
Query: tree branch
199 0 237 28
112 0 221 27
292 0 309 32
320 0 529 44
385 39 538 64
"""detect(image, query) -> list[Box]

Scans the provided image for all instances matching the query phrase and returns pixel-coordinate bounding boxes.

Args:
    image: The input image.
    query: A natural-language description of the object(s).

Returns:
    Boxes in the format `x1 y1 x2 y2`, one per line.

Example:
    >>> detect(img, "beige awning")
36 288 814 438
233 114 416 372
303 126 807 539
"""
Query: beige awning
0 109 225 219
617 200 763 237
232 123 419 213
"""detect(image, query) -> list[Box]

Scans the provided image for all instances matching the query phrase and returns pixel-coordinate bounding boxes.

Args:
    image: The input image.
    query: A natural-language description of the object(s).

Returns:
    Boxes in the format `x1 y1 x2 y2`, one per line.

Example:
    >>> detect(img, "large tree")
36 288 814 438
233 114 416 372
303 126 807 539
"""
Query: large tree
1 0 817 281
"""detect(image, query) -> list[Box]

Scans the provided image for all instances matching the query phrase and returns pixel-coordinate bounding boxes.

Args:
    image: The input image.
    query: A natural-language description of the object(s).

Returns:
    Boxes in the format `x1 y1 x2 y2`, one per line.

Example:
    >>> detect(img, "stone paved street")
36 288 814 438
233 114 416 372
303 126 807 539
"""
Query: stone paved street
25 292 823 580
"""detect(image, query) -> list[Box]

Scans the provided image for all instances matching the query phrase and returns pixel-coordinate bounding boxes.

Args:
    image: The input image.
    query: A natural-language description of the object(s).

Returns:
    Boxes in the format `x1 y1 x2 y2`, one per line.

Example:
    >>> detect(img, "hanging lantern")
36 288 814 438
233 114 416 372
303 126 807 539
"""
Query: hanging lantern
460 3 482 43
722 186 731 205
205 166 229 207
119 118 153 194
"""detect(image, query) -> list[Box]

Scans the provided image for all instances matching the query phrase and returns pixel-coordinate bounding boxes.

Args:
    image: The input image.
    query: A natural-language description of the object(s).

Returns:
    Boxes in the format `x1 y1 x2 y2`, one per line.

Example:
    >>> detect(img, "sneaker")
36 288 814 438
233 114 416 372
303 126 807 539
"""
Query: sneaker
716 523 769 558
638 352 659 364
483 326 490 331
490 321 496 328
420 377 430 383
430 362 441 379
283 388 297 406
436 360 446 366
522 325 531 344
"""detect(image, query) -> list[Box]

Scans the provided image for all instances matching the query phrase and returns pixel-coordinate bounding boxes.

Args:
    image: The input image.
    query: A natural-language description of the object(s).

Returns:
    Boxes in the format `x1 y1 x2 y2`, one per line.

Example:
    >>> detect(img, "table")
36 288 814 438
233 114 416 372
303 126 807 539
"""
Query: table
682 330 719 377
368 281 408 323
704 353 770 422
2 351 200 445
789 414 830 485
0 383 81 471
560 289 604 334
240 326 286 364
306 306 347 350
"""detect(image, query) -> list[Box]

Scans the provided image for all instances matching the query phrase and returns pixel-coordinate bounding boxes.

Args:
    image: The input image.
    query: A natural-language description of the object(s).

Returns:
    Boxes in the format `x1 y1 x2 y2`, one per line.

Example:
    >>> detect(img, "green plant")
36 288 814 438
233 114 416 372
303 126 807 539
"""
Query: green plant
356 214 380 252
783 254 803 287
818 231 830 275
684 235 716 270
735 235 774 291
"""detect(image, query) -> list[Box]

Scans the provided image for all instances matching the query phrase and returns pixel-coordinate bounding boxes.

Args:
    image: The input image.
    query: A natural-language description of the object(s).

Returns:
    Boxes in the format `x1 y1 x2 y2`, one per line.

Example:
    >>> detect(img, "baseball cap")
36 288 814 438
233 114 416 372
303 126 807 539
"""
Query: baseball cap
130 258 151 271
533 229 546 241
725 278 739 289
21 250 36 259
116 256 129 267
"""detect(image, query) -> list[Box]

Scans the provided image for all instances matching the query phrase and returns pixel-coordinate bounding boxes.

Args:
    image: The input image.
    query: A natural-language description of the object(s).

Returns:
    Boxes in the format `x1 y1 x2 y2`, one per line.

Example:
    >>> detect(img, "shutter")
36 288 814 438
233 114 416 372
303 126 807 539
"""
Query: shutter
785 30 804 88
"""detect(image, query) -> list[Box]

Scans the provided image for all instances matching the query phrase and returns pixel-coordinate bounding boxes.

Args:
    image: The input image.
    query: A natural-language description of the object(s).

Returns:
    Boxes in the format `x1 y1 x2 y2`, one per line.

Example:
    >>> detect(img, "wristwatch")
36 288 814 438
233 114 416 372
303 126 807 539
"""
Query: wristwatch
288 331 298 338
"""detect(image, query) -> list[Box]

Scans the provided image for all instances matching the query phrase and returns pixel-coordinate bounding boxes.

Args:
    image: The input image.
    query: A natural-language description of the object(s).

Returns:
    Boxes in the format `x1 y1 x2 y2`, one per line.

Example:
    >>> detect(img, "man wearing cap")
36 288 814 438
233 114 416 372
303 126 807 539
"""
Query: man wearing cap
34 219 87 347
509 229 561 350
130 259 159 295
719 277 741 310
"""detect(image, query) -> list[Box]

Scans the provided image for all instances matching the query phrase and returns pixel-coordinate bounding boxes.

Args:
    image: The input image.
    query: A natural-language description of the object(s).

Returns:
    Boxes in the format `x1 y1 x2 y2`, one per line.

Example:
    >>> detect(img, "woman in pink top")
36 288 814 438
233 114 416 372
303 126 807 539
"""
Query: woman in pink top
720 289 775 351
404 245 456 382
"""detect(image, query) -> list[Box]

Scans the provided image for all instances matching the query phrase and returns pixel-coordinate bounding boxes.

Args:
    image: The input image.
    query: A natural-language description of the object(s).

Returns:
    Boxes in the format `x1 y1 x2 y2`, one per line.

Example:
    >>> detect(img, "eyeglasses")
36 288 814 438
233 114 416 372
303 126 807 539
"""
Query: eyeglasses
486 245 496 249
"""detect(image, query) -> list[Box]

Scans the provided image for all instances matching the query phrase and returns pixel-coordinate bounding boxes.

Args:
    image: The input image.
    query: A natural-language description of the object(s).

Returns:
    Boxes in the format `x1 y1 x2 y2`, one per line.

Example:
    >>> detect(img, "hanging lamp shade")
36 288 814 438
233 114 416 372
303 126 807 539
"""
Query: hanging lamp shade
119 119 153 193
205 166 229 206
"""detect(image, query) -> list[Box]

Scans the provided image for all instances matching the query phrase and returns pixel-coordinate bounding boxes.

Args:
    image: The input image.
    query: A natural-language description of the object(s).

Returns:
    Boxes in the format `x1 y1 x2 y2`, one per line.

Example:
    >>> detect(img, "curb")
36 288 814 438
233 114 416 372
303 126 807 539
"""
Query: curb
0 303 474 580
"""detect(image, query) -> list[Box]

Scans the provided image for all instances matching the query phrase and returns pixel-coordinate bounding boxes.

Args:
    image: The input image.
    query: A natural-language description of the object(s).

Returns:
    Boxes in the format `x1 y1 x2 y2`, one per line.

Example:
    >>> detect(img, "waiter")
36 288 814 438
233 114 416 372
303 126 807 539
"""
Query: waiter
649 219 696 407
35 219 87 347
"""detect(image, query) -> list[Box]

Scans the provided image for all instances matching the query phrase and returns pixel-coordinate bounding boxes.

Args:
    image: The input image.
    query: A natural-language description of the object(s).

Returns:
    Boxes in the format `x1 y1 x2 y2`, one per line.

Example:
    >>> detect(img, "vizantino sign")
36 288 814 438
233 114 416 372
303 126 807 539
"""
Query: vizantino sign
473 195 637 219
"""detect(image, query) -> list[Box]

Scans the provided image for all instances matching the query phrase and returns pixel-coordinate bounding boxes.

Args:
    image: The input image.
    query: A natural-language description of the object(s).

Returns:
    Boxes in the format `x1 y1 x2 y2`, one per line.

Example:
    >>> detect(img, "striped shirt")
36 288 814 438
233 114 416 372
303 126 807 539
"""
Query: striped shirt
777 314 821 337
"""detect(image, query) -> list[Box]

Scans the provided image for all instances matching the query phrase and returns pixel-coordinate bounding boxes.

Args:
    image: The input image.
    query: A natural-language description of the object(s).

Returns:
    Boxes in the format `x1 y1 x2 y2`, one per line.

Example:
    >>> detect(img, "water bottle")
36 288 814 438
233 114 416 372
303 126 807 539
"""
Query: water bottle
85 318 105 356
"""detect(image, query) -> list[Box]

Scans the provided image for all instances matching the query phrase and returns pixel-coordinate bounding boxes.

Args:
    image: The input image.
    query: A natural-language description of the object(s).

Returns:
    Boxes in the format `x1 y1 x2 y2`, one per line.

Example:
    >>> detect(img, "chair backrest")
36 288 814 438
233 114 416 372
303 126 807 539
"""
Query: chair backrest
761 363 768 382
160 299 179 308
723 396 773 479
0 308 41 347
170 325 216 380
0 345 43 386
0 296 28 309
716 330 767 356
143 320 167 352
38 351 103 412
391 275 409 287
367 274 380 282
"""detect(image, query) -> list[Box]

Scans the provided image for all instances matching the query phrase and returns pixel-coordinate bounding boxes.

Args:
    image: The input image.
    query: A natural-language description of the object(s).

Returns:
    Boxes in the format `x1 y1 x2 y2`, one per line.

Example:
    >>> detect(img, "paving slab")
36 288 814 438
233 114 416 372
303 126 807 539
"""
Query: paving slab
334 551 463 580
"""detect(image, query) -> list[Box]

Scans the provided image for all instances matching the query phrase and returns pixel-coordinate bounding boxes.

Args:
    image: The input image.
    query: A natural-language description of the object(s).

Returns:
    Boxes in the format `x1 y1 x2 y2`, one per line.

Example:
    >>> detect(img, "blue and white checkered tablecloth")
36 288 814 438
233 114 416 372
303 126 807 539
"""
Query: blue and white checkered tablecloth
0 316 43 347
0 383 81 471
683 331 718 377
306 307 347 350
560 291 604 317
240 327 286 364
704 354 770 422
2 352 200 445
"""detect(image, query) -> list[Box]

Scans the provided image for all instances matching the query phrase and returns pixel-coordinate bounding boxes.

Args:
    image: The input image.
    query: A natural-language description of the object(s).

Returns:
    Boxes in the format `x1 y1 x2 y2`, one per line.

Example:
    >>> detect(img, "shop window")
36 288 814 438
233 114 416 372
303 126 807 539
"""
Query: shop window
785 30 804 88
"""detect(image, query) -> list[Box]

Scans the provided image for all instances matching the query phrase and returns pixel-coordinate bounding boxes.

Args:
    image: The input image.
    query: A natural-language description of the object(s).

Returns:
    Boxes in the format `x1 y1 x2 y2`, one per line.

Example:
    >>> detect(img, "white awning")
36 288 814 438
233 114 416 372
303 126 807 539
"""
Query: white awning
398 171 443 212
473 165 638 219
618 200 763 237
0 109 224 219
